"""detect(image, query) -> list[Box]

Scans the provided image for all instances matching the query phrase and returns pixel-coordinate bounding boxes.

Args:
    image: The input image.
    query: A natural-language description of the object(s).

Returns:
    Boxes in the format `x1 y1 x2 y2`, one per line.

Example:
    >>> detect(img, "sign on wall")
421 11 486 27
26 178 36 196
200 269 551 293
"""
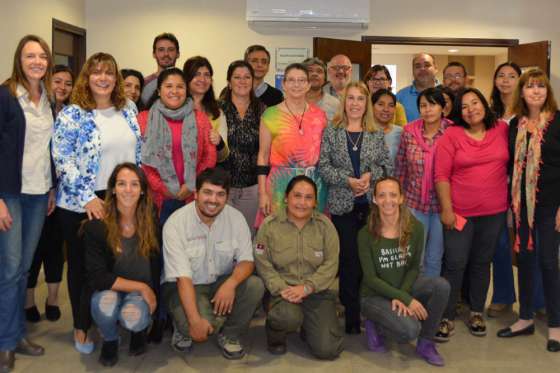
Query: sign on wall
275 48 310 72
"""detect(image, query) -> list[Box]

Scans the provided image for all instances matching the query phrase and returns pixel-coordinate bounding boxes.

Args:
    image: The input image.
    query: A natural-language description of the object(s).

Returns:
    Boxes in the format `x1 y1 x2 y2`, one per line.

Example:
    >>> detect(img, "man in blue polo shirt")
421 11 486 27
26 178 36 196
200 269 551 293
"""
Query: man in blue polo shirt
396 53 438 121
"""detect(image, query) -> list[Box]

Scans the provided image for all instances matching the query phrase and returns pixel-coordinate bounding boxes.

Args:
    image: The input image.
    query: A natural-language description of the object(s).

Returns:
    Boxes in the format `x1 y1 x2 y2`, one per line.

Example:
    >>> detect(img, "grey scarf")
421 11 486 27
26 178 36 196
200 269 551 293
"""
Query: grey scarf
141 98 198 194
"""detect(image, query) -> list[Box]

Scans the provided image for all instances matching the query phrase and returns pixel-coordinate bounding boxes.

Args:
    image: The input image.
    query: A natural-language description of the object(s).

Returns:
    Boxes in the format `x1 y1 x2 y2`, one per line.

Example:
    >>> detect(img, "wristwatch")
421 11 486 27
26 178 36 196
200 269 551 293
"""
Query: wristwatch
303 284 313 296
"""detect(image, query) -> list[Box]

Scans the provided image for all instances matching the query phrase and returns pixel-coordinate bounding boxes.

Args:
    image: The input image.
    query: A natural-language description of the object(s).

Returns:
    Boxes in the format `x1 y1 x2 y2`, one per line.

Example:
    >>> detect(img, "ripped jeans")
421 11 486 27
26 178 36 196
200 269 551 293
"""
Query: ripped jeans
91 290 151 341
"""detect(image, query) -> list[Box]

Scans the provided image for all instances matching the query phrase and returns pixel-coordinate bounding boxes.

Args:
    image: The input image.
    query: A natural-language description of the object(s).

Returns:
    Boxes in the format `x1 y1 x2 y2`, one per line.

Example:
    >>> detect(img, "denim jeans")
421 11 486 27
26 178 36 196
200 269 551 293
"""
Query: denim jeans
91 290 152 342
410 208 444 277
0 193 48 350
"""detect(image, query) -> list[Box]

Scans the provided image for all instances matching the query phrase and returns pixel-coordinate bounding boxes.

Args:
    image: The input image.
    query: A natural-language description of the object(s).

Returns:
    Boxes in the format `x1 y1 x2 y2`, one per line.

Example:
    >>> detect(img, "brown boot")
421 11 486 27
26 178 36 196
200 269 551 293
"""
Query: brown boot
0 350 15 373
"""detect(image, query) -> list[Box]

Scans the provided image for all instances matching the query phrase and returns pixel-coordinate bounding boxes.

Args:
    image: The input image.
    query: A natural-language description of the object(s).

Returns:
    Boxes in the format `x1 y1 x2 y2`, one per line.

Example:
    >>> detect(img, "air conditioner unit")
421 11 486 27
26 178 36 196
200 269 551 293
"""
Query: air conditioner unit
246 0 370 29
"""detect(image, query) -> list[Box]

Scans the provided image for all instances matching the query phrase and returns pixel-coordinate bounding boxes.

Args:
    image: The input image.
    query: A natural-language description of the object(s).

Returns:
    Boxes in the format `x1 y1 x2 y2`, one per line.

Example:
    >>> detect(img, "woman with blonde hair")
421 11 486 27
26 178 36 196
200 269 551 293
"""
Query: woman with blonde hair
358 177 449 366
0 34 55 372
319 81 392 333
53 52 142 354
497 68 560 352
85 163 160 366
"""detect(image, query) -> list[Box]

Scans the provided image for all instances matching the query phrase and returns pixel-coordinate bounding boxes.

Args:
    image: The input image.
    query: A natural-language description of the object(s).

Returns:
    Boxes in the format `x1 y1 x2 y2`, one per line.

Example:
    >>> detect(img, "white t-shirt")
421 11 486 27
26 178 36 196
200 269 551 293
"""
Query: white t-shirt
17 84 53 194
94 107 137 190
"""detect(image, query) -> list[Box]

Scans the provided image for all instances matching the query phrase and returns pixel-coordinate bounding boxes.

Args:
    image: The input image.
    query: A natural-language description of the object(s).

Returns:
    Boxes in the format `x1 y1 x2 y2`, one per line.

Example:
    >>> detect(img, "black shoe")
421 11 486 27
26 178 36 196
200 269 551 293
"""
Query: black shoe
25 306 40 323
129 330 147 356
547 339 560 352
45 302 61 322
148 319 164 344
345 324 361 334
267 342 287 355
497 324 535 338
99 340 119 367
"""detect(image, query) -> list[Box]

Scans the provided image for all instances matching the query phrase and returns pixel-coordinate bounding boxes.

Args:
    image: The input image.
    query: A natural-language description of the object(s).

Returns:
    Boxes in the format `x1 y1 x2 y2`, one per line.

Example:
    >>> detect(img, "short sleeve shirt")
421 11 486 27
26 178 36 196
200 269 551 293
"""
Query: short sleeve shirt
162 203 254 285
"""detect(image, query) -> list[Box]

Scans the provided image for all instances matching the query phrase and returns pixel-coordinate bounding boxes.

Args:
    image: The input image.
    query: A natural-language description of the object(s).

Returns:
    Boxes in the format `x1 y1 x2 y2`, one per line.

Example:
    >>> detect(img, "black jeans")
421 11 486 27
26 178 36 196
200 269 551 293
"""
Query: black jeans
442 212 505 319
331 203 369 328
517 203 560 327
27 208 65 288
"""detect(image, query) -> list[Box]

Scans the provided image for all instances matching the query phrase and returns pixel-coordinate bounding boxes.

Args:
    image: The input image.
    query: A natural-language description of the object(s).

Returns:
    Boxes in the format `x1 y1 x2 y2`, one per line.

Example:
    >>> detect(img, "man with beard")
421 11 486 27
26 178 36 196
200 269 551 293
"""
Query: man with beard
141 33 180 106
302 57 339 122
324 54 352 99
244 45 283 107
397 53 438 121
442 61 468 95
161 168 264 360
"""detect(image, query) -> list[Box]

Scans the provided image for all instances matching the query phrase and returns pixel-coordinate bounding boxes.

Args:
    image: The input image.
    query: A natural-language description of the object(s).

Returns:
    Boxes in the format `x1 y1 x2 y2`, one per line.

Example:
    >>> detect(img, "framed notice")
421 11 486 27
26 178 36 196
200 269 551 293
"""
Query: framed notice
275 48 309 72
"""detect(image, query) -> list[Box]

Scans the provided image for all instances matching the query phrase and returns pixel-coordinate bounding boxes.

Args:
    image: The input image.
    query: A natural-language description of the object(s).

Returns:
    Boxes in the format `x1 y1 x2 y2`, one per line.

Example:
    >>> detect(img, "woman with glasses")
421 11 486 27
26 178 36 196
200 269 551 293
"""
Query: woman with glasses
256 63 327 225
364 65 407 126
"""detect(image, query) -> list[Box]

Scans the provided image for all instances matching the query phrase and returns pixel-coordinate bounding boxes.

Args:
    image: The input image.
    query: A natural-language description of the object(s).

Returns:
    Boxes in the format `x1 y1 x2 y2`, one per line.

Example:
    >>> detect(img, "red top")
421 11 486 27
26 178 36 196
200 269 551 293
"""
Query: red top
434 120 509 217
137 110 217 212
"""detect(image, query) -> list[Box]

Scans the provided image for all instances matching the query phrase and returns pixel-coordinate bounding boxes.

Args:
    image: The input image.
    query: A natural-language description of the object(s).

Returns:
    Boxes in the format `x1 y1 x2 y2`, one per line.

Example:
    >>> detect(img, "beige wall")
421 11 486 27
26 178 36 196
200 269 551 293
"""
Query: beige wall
0 0 86 81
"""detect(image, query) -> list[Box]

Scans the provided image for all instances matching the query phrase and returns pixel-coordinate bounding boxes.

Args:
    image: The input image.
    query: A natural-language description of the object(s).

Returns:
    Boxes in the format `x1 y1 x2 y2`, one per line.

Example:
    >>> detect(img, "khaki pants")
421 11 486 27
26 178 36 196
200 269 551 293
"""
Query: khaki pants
163 275 264 339
266 290 343 360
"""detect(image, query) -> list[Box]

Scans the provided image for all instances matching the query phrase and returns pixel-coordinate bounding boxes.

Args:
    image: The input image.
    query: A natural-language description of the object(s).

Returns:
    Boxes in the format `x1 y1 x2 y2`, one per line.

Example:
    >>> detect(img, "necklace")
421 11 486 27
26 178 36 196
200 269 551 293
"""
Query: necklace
285 101 307 135
346 129 363 151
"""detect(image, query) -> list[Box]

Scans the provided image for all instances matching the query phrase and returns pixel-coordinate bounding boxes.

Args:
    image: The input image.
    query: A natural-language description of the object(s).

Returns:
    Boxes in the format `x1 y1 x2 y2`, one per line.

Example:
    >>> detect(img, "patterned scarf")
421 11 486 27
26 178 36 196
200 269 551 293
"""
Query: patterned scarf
141 98 198 194
511 112 552 252
410 117 451 205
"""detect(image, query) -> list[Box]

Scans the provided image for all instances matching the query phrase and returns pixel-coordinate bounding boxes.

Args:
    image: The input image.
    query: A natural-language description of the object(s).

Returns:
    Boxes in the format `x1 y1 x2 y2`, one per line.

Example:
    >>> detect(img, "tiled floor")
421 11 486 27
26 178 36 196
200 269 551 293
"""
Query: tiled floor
13 276 560 372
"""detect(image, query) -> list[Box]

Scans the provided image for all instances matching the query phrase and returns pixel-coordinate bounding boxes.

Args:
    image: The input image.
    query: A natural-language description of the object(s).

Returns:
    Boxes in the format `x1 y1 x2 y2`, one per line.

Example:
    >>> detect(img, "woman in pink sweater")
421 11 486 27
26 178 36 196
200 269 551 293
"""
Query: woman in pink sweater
433 88 508 341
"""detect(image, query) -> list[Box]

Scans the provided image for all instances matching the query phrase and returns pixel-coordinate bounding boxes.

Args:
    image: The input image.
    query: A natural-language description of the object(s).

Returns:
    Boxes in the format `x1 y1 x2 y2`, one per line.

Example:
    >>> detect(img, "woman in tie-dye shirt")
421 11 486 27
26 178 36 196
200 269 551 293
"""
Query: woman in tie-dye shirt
256 63 327 226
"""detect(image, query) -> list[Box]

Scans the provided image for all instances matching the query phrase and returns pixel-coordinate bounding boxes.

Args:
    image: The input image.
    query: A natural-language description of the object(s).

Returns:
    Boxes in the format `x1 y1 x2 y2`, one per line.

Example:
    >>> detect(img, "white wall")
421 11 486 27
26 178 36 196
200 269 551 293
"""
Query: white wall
0 0 86 81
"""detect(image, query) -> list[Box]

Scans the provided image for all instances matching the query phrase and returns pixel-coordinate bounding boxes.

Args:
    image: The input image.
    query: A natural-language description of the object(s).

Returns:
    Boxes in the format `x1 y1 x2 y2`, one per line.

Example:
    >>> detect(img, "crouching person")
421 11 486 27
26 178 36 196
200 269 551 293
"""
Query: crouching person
161 168 264 359
358 177 450 367
84 163 161 367
255 175 343 360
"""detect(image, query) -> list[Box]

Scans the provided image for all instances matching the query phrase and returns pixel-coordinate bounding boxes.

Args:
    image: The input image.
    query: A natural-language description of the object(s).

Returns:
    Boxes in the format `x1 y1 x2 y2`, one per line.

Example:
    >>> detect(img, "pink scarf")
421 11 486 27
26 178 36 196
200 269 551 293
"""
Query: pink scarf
409 118 452 205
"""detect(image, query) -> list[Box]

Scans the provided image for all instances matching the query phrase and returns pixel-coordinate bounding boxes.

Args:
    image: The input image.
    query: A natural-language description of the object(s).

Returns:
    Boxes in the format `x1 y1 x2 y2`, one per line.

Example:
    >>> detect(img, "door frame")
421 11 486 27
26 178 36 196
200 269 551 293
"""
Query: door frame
361 36 519 48
52 18 87 75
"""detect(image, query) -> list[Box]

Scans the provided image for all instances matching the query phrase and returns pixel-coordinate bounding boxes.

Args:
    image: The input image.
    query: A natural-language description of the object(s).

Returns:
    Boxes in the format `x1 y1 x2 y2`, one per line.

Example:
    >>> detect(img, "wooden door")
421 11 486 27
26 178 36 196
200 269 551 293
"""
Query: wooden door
313 37 371 79
508 40 551 76
52 19 86 76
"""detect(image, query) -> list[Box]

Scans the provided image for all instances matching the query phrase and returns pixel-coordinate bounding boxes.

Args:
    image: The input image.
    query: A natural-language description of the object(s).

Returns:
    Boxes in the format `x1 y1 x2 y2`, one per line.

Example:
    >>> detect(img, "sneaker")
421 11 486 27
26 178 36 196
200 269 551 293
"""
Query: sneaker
171 328 192 353
99 340 118 367
434 319 455 343
416 338 445 367
364 320 386 352
217 333 245 360
468 313 487 336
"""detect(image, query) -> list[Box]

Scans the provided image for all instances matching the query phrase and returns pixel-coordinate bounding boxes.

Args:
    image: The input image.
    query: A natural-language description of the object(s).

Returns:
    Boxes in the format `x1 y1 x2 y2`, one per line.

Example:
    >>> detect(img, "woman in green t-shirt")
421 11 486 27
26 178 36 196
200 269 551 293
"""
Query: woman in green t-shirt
358 177 449 367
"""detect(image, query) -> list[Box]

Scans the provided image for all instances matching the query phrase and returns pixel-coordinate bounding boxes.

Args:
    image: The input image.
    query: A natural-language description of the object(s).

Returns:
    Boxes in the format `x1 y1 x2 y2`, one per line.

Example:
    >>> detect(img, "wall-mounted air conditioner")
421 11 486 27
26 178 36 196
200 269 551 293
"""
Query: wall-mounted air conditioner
246 0 370 29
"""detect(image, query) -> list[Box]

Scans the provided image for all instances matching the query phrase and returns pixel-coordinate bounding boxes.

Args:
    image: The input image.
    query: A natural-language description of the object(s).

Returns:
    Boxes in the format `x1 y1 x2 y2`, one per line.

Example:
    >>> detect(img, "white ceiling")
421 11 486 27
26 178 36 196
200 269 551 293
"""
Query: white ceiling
371 44 508 56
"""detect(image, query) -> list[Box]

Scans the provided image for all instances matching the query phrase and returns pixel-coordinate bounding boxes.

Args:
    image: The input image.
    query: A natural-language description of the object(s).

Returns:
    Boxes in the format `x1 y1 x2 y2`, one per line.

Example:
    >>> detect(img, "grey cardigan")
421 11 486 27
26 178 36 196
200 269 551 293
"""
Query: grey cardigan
319 124 393 215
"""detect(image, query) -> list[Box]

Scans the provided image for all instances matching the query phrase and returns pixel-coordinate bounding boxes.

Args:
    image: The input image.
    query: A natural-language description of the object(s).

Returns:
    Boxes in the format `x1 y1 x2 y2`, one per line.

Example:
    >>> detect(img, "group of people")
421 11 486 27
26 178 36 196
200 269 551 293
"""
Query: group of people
0 31 559 373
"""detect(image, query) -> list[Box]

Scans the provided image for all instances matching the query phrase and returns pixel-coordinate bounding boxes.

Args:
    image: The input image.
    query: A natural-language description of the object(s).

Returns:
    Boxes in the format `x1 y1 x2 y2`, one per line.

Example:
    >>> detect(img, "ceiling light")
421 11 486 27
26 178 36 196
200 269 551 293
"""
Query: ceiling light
448 49 459 53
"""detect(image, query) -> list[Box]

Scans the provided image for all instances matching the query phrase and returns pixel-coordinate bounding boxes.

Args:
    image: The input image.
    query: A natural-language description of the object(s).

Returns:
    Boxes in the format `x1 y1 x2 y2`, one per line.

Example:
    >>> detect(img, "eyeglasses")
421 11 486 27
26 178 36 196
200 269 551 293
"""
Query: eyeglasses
444 73 465 80
368 77 388 83
329 65 351 72
285 78 308 85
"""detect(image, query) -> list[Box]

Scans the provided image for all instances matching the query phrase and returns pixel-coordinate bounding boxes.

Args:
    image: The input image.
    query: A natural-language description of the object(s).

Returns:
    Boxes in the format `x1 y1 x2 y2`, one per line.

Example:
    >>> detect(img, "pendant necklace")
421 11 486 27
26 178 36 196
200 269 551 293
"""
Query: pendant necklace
285 101 307 135
346 129 363 151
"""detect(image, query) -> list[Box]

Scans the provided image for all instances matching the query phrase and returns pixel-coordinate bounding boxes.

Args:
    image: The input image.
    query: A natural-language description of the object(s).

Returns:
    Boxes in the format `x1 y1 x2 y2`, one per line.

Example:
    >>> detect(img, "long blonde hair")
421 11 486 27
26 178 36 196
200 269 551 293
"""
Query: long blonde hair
332 81 377 132
367 177 413 253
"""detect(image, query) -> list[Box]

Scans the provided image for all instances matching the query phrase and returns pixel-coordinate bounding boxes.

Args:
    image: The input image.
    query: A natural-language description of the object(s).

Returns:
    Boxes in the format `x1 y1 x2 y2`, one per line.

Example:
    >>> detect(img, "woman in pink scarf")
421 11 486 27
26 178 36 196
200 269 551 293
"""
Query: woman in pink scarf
395 88 451 278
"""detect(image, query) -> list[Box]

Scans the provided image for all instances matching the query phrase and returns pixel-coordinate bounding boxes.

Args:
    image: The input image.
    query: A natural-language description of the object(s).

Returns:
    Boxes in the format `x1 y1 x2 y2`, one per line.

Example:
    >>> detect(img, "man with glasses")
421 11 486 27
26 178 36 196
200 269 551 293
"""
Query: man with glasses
396 53 438 121
324 54 352 99
442 61 468 95
141 32 181 106
244 45 283 107
302 57 339 122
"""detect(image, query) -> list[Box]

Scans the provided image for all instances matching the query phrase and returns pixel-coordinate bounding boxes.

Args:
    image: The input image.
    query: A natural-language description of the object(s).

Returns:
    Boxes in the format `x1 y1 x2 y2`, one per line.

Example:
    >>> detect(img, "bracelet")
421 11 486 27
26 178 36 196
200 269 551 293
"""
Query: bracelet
256 165 271 176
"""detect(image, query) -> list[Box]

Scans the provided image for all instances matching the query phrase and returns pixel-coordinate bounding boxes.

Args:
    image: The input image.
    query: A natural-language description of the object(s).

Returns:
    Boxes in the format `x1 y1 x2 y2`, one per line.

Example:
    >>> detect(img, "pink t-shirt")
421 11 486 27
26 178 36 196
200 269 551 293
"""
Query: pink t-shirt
434 120 509 217
167 119 185 186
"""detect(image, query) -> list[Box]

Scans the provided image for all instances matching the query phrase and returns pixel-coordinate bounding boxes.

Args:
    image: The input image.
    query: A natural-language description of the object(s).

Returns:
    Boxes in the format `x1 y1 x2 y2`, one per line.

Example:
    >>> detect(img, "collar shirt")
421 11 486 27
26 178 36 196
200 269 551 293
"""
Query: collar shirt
322 82 340 99
254 209 339 295
16 84 53 194
162 202 254 285
254 81 268 98
316 92 340 123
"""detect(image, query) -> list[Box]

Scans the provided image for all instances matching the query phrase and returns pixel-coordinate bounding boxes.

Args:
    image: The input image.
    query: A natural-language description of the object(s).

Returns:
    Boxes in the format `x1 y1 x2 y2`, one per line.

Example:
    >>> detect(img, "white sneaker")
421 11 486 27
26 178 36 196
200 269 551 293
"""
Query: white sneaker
171 327 192 353
217 333 245 360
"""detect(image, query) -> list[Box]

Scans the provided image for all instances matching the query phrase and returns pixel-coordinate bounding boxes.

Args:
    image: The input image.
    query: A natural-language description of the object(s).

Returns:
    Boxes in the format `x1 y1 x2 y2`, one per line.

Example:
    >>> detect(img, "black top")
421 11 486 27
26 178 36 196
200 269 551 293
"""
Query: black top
84 219 161 292
347 131 367 204
0 85 26 195
113 236 152 286
219 100 266 187
509 110 560 207
259 85 284 108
